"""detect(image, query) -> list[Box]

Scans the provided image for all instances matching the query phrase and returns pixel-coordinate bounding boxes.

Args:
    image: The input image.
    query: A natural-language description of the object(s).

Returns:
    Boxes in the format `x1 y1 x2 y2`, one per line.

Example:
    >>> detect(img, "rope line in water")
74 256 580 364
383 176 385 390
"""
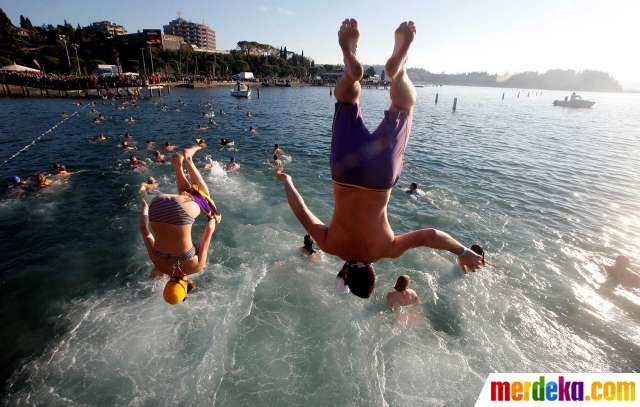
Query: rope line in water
1 104 89 166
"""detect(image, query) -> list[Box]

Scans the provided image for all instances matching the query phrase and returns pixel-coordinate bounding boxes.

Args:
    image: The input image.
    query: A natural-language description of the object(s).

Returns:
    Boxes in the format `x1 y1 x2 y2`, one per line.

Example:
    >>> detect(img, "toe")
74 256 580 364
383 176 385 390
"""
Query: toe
350 18 358 27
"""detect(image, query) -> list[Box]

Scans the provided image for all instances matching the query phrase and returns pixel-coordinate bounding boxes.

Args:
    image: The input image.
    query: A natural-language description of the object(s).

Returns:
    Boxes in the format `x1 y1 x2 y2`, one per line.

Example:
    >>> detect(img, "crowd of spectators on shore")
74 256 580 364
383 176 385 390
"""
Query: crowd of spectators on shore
0 70 339 91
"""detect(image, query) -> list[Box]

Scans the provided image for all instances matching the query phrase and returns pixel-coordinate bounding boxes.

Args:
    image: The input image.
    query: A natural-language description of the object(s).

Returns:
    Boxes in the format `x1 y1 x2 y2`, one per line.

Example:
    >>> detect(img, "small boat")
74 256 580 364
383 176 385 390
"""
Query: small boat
231 83 251 97
553 95 595 108
414 83 425 88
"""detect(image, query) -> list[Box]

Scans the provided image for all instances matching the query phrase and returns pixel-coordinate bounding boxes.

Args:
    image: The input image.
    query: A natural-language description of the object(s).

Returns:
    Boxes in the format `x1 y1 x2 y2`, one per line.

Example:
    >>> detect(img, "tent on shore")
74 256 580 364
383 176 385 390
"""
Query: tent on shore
0 64 40 72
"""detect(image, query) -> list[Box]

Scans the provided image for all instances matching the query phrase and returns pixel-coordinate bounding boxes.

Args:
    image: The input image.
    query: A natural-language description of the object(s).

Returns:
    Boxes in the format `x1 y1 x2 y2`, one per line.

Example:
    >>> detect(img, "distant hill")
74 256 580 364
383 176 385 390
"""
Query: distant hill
360 65 623 92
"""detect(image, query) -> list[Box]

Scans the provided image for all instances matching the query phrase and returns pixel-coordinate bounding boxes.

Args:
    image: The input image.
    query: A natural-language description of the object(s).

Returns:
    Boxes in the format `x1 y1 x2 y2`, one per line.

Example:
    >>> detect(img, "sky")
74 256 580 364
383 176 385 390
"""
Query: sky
4 0 639 88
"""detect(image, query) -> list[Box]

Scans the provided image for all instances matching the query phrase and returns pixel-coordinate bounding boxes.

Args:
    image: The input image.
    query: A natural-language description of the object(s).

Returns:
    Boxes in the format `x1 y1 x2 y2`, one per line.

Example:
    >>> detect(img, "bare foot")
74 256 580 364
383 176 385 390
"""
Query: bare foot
171 152 184 168
385 21 416 79
182 145 201 161
338 18 363 80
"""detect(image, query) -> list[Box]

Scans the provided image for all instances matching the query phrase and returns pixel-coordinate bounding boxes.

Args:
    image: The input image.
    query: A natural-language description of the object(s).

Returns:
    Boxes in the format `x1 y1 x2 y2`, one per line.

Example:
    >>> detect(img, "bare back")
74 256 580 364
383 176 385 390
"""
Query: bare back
323 184 395 262
387 288 419 308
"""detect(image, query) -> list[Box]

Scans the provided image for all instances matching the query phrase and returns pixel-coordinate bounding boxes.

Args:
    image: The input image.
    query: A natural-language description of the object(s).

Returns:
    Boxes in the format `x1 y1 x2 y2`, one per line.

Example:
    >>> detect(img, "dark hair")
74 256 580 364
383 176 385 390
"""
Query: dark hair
220 138 225 142
273 154 278 160
470 244 485 265
129 155 136 160
59 165 67 172
394 275 410 291
274 143 279 148
341 264 376 298
165 141 170 146
146 139 151 143
410 182 418 189
54 163 61 170
303 234 314 251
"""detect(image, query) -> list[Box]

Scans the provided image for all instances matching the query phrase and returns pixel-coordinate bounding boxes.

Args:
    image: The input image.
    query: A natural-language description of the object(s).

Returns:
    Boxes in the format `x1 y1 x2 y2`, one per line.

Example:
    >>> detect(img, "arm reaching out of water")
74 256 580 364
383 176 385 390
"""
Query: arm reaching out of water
390 228 483 273
196 217 217 272
276 168 328 250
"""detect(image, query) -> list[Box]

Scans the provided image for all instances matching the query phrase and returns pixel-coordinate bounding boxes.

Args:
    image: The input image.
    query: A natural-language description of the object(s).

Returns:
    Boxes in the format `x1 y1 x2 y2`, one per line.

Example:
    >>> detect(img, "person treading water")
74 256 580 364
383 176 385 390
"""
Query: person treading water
275 19 483 299
139 146 222 304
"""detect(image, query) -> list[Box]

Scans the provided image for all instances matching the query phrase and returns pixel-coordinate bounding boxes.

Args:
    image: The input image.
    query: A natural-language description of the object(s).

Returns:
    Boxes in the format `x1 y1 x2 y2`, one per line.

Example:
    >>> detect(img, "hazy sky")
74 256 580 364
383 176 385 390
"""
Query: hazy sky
4 0 639 85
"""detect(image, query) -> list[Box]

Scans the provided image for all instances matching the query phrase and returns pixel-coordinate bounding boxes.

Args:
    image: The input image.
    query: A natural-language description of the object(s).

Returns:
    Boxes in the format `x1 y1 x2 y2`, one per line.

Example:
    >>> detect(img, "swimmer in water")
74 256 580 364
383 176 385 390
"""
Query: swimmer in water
197 124 206 131
245 112 252 117
146 139 154 149
271 154 283 167
139 145 221 304
209 118 217 125
249 126 257 134
604 255 640 288
36 172 53 188
129 155 146 169
98 114 105 120
273 143 284 155
219 109 226 115
93 117 100 123
220 138 234 147
128 117 135 123
300 234 318 258
204 157 214 169
8 175 29 198
121 141 137 150
125 132 133 139
164 142 175 152
276 19 483 299
98 133 106 140
195 139 207 148
56 165 83 178
386 275 419 308
226 156 240 171
139 176 159 193
155 150 165 162
90 109 98 114
61 112 68 118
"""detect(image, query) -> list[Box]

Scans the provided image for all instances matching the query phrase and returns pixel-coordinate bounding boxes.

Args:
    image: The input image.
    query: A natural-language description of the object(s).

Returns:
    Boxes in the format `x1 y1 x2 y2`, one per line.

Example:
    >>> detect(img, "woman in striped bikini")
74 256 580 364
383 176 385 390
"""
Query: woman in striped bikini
139 145 222 304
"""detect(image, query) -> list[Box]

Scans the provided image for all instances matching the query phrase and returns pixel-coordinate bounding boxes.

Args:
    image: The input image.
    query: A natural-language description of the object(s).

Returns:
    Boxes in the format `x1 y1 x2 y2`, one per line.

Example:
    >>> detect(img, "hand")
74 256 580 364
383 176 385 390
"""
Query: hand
458 250 483 274
275 168 291 183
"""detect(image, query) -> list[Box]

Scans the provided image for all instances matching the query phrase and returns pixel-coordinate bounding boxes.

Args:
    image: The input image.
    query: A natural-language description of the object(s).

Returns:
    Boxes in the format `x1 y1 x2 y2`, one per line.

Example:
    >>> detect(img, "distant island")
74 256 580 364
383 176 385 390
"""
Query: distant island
0 8 623 93
362 65 623 93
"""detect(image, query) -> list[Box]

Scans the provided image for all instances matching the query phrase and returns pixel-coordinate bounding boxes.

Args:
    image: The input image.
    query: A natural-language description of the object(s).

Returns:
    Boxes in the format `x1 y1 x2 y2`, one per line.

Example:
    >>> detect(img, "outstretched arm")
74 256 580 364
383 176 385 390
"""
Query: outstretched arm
276 169 328 249
390 228 483 273
195 218 216 272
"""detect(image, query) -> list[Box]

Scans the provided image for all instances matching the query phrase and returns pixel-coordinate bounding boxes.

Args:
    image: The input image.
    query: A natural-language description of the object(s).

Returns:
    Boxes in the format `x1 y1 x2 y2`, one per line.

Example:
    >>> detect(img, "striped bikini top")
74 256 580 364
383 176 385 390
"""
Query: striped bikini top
149 195 196 225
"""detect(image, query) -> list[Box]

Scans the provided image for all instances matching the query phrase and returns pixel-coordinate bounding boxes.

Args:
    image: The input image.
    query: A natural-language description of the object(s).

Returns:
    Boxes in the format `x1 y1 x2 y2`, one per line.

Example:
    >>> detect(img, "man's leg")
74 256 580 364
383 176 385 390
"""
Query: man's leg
335 18 363 105
385 22 417 112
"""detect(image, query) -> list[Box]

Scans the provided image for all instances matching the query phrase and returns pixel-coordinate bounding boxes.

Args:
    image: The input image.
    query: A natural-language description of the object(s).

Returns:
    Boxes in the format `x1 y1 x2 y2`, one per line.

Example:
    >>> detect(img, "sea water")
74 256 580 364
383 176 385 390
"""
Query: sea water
0 86 639 406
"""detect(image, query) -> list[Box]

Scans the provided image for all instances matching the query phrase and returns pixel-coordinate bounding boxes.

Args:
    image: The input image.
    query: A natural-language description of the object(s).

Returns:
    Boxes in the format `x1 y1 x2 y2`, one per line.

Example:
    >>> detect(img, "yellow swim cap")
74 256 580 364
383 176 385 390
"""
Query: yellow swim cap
163 278 188 305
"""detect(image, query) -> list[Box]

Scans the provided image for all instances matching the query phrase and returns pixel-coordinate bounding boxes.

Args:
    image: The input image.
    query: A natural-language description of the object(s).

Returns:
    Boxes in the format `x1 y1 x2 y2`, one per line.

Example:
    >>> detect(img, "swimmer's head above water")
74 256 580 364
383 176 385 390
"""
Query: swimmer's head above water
147 176 156 184
230 156 235 162
409 182 418 191
336 262 376 298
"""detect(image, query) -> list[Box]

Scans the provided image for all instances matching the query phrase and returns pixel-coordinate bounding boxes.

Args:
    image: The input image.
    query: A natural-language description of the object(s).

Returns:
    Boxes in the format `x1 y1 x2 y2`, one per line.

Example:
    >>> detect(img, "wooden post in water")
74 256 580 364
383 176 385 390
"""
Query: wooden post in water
452 97 457 112
22 86 27 97
330 87 332 96
518 92 520 98
502 93 504 100
257 87 260 98
158 88 161 97
149 87 152 98
435 93 438 104
167 85 170 94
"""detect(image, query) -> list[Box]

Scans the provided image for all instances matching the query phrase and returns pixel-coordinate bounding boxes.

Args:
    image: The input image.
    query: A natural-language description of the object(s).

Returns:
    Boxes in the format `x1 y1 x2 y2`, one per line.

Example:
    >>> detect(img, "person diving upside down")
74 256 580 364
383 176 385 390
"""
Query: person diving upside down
275 19 483 299
140 145 222 304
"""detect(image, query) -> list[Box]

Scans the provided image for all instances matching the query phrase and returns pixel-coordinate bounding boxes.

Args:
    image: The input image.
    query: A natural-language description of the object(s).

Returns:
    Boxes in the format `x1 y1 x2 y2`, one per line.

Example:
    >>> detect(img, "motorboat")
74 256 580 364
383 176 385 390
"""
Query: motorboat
231 83 251 97
553 95 595 108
